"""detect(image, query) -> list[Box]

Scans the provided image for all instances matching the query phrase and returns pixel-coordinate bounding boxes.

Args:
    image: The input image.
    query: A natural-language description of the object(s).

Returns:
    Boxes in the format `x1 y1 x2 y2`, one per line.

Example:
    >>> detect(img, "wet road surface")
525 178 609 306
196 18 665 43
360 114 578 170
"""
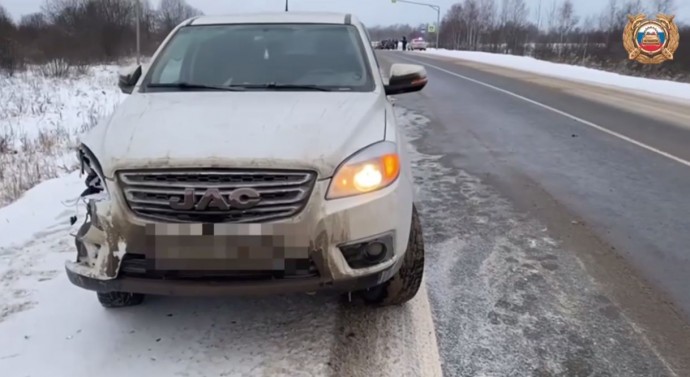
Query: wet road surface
379 51 690 376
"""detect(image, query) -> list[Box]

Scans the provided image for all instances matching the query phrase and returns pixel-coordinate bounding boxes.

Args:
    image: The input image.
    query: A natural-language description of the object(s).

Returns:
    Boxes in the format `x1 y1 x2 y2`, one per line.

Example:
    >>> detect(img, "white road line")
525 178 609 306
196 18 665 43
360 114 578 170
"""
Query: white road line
412 283 444 377
397 54 685 377
397 55 690 169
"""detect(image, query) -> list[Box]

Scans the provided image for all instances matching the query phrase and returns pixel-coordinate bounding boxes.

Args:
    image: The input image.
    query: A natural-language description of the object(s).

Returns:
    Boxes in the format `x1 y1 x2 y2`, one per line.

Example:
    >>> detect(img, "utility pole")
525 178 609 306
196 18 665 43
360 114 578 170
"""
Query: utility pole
135 0 141 64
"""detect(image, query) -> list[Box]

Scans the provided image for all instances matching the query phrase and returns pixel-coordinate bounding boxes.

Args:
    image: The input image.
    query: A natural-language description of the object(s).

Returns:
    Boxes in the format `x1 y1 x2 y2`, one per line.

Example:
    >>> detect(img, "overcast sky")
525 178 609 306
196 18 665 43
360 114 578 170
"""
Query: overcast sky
3 0 689 26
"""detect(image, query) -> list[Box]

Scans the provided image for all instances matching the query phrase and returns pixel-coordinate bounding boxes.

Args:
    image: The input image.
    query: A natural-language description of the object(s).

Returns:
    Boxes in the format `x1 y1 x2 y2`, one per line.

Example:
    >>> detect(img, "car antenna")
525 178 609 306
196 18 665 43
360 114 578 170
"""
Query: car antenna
285 0 288 11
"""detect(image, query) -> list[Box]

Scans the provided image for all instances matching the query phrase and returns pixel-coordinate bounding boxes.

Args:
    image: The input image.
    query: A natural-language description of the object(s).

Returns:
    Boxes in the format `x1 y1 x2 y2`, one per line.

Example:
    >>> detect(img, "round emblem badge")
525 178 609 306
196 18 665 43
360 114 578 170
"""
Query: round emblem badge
623 14 680 64
634 21 667 54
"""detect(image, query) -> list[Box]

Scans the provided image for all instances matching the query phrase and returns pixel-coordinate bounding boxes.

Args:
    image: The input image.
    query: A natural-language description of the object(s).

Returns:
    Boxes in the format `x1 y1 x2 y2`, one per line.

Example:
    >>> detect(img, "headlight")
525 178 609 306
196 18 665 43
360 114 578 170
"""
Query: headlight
326 141 401 200
77 144 107 194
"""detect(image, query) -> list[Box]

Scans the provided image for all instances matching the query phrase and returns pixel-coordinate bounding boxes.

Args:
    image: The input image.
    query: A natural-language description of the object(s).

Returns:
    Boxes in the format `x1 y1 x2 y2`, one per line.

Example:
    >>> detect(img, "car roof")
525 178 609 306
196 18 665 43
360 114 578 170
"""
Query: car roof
189 12 358 26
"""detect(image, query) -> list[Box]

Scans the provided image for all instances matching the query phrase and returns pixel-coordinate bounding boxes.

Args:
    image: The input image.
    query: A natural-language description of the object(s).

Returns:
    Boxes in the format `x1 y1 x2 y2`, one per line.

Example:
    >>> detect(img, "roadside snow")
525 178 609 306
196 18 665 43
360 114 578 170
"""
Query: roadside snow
0 172 82 249
418 49 690 103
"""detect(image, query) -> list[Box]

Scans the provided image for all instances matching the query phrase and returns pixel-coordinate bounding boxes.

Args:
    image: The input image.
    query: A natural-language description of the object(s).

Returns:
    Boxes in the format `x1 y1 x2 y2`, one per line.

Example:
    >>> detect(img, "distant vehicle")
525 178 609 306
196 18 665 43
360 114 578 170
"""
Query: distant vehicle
379 39 396 50
409 38 428 51
68 11 429 309
371 41 381 49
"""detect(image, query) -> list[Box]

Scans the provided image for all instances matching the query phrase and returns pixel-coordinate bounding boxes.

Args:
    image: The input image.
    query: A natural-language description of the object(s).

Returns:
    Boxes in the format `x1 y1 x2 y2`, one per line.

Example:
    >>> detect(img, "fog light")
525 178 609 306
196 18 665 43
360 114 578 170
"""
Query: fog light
364 242 386 261
338 233 395 269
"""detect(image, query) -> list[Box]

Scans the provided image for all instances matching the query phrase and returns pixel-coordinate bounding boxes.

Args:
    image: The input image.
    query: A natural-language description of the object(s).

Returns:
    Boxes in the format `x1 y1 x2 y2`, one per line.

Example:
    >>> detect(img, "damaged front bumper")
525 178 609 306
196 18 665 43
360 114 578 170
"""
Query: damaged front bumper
66 178 413 296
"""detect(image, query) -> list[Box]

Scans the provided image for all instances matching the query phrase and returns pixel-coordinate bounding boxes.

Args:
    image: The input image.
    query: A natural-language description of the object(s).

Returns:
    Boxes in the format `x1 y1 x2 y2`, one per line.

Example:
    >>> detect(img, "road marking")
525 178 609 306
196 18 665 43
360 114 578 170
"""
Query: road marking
396 55 690 169
395 54 685 376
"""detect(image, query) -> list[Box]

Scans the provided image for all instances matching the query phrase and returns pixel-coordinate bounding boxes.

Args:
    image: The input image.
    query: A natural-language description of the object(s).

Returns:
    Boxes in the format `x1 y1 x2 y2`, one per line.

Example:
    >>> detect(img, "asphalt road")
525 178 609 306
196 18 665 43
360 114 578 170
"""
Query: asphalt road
378 51 690 376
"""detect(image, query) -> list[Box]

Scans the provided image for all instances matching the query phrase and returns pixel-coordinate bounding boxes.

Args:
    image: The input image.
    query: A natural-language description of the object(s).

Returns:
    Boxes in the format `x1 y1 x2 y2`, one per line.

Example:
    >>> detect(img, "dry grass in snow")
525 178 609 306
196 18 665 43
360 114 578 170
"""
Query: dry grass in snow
0 65 126 206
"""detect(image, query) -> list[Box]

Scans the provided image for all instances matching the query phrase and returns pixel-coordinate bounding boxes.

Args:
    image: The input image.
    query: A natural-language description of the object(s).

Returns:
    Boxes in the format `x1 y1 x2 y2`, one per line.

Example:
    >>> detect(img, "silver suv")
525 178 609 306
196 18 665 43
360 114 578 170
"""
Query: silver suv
67 12 428 308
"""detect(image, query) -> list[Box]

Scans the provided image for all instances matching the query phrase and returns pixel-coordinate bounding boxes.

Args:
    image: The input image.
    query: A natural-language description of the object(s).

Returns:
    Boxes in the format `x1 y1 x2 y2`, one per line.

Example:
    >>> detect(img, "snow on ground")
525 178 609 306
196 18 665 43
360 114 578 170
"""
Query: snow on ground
418 49 690 103
0 66 126 206
0 101 442 376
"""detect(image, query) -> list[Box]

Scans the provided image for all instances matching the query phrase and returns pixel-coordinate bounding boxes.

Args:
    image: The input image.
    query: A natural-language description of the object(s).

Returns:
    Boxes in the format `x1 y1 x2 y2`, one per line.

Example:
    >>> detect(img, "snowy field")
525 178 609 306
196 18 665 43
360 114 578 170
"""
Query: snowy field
0 66 125 206
418 49 690 103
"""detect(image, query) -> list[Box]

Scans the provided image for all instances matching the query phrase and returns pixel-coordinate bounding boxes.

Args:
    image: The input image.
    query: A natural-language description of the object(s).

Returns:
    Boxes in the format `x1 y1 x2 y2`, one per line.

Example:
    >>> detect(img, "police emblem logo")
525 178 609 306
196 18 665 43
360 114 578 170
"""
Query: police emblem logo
623 14 680 64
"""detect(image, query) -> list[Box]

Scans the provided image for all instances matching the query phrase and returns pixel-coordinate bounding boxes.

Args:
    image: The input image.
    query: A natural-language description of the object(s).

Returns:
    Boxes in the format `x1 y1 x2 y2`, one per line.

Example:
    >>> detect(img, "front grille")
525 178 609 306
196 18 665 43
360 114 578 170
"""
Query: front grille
118 169 317 223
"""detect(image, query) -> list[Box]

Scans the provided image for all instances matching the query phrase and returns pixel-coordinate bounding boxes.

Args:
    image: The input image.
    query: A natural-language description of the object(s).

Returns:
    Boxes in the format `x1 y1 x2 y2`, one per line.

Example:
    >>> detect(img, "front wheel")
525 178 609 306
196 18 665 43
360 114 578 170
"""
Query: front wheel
358 205 425 306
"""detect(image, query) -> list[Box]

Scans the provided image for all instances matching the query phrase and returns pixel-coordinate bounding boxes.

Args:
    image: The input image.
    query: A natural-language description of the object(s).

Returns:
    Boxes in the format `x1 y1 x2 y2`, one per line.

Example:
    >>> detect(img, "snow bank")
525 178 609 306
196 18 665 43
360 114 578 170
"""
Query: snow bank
0 172 83 249
419 49 690 102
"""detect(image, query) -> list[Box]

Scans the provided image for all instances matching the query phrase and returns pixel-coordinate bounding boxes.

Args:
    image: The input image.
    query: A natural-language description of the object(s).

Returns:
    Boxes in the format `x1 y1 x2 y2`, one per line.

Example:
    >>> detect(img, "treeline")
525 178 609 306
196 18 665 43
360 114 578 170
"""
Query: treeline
373 0 690 81
1 0 688 81
0 0 202 75
368 24 431 42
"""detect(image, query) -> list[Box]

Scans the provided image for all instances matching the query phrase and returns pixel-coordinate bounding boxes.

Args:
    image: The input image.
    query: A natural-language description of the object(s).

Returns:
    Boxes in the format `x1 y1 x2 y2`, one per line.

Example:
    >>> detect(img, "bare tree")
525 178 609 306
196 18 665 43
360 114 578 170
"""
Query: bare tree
580 14 597 62
159 0 203 34
499 0 529 54
556 0 579 57
509 0 529 26
434 0 689 80
499 1 528 27
617 0 646 20
441 3 465 49
651 0 676 14
0 4 22 74
596 0 620 49
478 0 497 43
547 0 559 32
599 0 618 30
462 0 481 49
535 0 543 30
498 0 506 26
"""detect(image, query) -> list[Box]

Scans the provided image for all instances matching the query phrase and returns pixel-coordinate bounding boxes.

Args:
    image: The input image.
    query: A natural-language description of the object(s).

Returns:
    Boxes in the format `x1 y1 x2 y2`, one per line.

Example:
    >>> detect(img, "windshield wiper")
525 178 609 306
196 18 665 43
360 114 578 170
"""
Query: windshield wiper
231 83 334 91
146 82 245 91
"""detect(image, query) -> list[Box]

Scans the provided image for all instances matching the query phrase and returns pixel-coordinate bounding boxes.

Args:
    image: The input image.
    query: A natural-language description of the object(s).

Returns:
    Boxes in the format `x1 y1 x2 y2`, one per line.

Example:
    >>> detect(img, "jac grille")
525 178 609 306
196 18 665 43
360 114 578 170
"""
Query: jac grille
117 169 317 223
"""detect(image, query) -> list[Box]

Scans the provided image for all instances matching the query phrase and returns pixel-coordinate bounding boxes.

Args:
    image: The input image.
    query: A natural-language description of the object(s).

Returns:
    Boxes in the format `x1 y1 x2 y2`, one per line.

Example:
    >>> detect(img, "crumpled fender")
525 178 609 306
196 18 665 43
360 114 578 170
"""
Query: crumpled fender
67 195 126 280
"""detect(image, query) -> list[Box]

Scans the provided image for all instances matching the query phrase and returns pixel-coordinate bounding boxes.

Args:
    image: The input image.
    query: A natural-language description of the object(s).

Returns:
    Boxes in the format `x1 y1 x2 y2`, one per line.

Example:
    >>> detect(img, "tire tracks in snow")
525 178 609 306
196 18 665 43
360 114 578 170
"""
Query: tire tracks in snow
0 210 71 324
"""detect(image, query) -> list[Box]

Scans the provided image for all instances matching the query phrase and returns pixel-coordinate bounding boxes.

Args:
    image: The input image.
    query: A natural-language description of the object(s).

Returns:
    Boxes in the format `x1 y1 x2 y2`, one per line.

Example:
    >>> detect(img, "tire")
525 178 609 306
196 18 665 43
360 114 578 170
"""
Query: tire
358 205 425 306
97 291 145 308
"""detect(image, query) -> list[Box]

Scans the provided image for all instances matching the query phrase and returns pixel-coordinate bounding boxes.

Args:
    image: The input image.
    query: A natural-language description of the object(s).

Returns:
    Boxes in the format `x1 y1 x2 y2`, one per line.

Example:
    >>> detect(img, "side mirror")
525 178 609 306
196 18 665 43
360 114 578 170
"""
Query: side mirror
384 63 428 95
117 64 142 94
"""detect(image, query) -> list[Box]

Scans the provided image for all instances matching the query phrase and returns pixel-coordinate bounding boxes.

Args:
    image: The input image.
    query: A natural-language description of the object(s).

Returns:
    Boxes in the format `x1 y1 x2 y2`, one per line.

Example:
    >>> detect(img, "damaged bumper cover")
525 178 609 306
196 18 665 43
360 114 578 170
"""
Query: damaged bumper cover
66 179 413 296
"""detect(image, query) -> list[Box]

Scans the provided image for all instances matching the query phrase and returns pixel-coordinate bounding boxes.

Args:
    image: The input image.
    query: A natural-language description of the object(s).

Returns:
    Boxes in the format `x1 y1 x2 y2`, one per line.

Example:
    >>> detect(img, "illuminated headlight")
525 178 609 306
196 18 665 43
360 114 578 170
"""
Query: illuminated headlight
326 141 401 200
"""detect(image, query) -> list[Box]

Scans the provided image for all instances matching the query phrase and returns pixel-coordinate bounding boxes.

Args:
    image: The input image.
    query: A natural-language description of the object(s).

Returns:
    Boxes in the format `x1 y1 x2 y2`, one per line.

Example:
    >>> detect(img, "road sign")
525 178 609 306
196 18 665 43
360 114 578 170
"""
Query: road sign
428 24 436 33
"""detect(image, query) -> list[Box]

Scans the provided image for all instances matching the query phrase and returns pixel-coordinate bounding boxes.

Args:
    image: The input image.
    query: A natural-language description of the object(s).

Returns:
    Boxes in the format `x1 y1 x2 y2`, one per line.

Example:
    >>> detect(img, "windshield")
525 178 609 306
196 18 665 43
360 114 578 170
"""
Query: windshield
143 23 375 92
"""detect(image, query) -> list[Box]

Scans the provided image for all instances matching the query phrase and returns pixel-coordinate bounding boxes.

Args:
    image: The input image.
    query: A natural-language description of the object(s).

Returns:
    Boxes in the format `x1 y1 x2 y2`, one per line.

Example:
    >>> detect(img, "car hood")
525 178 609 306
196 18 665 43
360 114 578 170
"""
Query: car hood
85 91 387 179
